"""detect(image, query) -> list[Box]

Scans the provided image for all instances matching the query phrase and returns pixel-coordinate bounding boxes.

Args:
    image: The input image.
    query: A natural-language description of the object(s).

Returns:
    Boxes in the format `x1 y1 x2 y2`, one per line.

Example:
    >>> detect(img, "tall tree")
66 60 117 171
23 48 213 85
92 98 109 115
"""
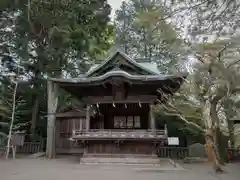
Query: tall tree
0 0 114 138
115 0 188 73
158 36 240 170
166 0 240 41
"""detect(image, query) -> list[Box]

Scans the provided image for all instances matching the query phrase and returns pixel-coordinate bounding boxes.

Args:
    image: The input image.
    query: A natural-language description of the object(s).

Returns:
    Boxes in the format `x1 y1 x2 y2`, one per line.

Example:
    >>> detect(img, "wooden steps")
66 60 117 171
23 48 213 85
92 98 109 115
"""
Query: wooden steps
83 153 158 158
80 153 161 165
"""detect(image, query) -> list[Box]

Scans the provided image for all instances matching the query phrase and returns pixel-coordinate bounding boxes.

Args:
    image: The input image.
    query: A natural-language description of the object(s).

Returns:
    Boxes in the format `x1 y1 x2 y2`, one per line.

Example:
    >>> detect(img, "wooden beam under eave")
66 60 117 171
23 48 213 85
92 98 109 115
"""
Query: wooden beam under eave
46 80 59 159
56 112 86 118
101 83 107 88
81 95 157 104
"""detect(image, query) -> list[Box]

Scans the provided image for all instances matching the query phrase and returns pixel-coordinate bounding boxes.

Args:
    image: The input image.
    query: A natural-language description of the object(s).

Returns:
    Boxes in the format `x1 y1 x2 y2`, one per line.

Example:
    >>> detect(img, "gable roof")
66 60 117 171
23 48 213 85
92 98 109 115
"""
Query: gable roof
137 62 160 74
87 61 160 75
85 50 160 77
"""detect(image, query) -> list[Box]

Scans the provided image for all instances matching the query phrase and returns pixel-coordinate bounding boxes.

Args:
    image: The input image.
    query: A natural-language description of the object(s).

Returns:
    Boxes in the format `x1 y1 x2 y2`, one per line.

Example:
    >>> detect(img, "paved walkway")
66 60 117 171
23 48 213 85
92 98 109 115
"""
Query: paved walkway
0 158 239 180
181 162 240 180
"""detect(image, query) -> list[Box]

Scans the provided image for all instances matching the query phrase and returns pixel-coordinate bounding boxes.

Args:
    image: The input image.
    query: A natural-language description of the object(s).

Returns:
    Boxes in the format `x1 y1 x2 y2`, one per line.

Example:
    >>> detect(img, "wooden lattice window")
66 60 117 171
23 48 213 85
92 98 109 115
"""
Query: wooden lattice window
114 116 141 129
114 116 126 128
134 116 141 128
127 116 133 128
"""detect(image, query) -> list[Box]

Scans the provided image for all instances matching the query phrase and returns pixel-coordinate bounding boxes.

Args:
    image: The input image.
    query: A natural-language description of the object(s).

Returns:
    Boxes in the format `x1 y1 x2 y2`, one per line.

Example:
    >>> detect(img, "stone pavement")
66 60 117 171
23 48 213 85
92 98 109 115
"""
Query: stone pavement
0 158 239 180
180 161 240 180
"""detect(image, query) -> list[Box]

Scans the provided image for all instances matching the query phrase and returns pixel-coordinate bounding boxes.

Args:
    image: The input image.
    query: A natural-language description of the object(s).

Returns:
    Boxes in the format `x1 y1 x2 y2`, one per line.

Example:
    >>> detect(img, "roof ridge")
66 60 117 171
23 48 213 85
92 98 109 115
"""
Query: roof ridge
134 58 152 63
86 50 160 77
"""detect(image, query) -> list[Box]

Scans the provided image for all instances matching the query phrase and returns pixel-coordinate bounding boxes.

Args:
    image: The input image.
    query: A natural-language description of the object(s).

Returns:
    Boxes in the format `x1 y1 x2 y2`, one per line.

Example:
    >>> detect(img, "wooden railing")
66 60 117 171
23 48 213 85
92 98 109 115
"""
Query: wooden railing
72 129 167 140
16 141 44 154
0 137 5 147
0 134 45 155
157 147 189 159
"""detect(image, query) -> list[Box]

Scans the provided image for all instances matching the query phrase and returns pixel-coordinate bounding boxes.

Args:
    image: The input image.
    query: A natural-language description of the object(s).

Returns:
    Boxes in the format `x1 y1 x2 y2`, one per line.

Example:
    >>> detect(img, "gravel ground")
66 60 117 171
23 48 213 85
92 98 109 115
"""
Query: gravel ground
0 157 239 180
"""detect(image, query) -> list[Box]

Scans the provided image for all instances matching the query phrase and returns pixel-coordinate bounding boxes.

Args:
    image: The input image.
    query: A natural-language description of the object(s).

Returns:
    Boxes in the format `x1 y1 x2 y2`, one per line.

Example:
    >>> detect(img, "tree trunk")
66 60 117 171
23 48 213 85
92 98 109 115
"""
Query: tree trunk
205 128 223 172
217 130 229 164
206 99 223 171
5 82 18 159
30 95 39 140
214 127 227 165
213 128 225 170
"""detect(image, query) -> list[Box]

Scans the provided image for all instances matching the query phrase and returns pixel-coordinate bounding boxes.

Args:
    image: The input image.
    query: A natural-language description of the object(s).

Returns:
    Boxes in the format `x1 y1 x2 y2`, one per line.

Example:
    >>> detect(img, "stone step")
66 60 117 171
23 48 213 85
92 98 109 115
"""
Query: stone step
28 152 45 158
83 153 158 158
80 154 161 165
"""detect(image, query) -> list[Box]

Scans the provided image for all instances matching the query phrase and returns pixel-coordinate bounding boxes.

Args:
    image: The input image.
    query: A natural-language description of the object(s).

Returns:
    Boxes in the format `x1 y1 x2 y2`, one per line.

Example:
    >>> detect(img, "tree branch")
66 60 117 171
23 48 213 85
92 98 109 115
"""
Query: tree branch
157 102 205 132
217 44 227 61
227 59 240 68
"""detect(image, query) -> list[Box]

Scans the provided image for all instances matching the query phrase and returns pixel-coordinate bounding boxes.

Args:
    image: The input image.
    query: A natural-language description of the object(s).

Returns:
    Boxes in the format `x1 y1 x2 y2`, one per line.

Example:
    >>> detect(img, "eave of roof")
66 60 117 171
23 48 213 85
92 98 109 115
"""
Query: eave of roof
49 70 188 84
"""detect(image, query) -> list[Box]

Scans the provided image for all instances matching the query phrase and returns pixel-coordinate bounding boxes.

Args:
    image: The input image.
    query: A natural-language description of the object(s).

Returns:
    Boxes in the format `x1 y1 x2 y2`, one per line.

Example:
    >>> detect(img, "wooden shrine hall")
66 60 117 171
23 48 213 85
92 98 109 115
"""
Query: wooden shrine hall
46 50 187 158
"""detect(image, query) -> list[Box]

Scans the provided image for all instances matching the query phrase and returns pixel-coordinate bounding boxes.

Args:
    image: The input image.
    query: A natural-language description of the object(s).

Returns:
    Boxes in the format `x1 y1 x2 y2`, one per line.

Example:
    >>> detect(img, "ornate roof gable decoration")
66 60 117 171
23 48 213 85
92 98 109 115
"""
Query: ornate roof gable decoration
49 49 187 84
85 50 161 77
48 49 188 103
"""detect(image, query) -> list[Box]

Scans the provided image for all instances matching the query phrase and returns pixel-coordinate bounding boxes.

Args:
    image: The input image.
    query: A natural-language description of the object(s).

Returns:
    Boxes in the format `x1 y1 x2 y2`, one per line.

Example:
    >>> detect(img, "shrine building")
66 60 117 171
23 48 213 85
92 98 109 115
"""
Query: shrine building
46 50 187 158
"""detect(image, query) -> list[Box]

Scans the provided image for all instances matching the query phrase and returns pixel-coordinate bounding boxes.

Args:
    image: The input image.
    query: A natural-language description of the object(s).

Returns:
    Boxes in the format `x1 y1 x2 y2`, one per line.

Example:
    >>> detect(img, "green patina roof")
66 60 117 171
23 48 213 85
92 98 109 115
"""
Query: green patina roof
87 61 160 75
48 50 187 100
85 50 161 77
50 71 186 84
138 62 160 74
87 64 99 73
49 49 187 85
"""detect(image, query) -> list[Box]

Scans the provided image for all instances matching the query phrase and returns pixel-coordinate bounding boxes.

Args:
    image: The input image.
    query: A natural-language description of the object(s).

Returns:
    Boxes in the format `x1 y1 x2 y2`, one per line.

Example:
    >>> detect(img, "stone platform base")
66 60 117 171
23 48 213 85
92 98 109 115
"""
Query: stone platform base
80 154 162 165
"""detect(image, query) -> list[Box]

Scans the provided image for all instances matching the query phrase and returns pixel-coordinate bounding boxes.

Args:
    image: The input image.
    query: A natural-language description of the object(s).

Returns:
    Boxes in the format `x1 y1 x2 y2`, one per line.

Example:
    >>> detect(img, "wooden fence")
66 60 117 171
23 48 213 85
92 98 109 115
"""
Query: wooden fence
0 136 45 154
0 136 4 147
157 147 189 159
16 134 45 154
0 136 5 153
17 141 44 154
158 146 240 161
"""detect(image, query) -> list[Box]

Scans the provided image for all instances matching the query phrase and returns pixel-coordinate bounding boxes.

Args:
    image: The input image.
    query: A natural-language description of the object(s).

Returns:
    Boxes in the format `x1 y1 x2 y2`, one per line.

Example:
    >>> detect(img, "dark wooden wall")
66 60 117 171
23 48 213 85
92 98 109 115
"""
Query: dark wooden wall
55 103 151 154
56 117 86 153
87 141 155 154
99 103 150 129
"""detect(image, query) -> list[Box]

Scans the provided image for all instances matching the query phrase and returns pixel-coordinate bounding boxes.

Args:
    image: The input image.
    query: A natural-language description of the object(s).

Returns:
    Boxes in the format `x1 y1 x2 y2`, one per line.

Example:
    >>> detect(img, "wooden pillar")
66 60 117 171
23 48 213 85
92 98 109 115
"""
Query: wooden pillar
86 105 90 130
46 80 58 159
164 124 168 136
79 118 83 131
149 104 155 131
84 105 90 155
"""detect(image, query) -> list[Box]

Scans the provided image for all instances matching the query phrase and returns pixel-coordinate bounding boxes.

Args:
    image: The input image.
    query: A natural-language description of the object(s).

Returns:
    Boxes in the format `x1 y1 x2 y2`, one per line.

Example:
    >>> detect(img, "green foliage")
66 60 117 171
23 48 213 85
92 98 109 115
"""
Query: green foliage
156 113 204 146
0 0 113 137
167 0 240 40
114 0 188 73
0 80 30 137
9 0 112 75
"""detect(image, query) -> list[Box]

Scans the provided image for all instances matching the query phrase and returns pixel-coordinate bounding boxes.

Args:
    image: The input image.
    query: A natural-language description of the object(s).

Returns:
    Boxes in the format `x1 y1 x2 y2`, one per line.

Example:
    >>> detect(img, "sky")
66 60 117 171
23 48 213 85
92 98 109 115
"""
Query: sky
108 0 126 19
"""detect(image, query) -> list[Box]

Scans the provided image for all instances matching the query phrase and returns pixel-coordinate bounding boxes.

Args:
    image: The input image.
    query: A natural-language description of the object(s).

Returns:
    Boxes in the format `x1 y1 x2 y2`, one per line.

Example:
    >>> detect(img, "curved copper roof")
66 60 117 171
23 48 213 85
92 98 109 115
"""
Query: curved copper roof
49 70 187 84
